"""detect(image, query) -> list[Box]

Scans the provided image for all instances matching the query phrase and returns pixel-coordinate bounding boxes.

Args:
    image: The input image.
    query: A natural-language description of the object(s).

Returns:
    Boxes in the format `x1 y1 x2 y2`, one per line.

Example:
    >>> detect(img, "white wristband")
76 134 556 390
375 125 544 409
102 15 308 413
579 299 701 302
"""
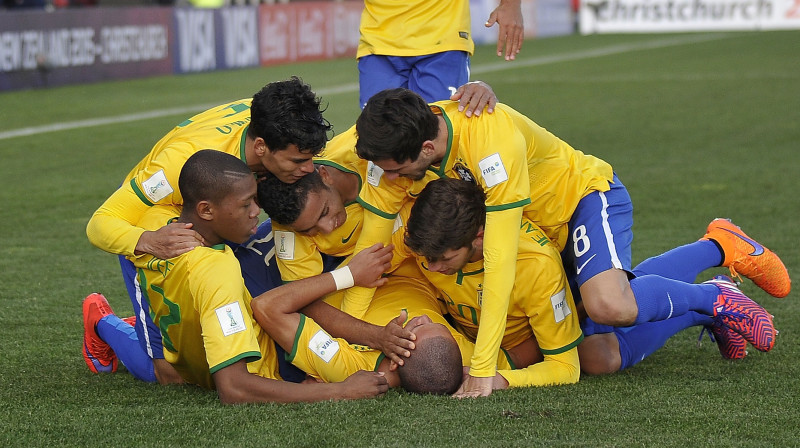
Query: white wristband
330 266 355 291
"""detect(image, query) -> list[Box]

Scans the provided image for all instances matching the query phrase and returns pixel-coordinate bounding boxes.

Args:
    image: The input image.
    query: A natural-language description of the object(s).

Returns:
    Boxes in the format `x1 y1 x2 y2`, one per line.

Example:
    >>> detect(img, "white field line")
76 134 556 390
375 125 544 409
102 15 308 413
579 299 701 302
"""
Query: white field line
0 34 729 141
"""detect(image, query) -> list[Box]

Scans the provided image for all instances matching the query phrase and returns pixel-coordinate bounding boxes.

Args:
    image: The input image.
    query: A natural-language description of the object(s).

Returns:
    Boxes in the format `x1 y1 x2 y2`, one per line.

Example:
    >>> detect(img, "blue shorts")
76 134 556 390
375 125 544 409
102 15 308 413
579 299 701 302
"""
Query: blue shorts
561 174 634 291
358 51 470 108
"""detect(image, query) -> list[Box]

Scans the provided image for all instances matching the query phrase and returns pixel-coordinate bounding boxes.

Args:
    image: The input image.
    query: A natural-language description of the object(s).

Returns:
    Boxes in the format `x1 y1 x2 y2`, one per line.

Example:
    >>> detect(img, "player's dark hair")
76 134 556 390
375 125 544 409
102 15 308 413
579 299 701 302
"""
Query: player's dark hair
257 168 328 225
397 335 462 395
355 88 439 163
180 150 251 210
249 76 332 156
404 178 486 261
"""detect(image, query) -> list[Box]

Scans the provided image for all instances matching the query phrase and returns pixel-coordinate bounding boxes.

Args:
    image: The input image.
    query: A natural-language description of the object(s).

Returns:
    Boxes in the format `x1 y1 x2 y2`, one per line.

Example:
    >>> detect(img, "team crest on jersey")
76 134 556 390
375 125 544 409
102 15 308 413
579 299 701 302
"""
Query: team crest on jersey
309 329 339 363
453 163 476 184
141 169 174 203
274 231 295 260
366 161 384 187
476 287 483 307
479 153 509 188
550 289 572 323
215 302 247 336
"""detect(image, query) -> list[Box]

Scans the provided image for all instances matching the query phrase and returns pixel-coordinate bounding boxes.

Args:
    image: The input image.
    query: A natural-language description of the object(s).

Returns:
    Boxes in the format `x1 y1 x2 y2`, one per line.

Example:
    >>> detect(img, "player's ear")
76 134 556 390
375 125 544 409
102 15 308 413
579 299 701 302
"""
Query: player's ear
317 165 333 186
253 137 267 157
196 200 214 221
421 140 436 156
473 227 485 251
388 359 400 372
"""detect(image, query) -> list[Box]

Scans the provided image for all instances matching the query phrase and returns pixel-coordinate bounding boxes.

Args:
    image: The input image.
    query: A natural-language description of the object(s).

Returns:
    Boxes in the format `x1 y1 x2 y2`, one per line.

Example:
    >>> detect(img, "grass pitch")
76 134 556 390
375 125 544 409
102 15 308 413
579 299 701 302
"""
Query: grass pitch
0 30 798 447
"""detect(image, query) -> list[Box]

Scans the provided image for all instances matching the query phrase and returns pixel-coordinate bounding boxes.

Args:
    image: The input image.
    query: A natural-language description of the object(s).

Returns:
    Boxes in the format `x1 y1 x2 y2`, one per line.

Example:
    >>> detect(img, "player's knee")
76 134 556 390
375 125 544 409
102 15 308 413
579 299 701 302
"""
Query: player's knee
582 291 637 326
578 335 621 375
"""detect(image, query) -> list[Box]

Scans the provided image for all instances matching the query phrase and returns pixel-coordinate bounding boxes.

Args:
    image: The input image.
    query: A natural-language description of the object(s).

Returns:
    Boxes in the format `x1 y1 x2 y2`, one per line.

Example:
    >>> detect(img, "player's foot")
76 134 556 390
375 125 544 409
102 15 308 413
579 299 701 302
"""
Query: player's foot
698 320 748 360
122 315 137 327
701 218 791 298
82 293 118 374
705 276 776 352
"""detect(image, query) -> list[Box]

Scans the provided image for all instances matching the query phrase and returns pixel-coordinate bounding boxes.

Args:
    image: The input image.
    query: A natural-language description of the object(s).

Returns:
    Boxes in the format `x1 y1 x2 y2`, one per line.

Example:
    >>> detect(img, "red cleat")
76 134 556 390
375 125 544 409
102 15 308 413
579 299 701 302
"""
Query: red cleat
82 293 118 373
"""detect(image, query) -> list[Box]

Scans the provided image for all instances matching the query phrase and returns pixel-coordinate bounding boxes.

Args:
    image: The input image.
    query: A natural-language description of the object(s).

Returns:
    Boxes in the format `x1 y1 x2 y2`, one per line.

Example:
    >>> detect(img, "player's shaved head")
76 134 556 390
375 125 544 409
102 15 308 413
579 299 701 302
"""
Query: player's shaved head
257 169 328 225
180 150 251 210
397 332 462 395
355 88 439 164
405 178 486 261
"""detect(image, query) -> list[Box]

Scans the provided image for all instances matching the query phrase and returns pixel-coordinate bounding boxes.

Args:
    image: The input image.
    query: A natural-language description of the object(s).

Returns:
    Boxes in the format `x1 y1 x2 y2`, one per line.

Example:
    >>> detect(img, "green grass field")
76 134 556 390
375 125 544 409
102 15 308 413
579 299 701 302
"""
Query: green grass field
1 30 798 447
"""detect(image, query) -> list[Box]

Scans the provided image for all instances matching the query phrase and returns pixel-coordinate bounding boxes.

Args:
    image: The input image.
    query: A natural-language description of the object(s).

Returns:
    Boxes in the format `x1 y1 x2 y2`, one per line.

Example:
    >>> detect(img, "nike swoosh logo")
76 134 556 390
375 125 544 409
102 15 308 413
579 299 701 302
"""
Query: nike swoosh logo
720 228 764 256
575 254 597 276
341 226 358 244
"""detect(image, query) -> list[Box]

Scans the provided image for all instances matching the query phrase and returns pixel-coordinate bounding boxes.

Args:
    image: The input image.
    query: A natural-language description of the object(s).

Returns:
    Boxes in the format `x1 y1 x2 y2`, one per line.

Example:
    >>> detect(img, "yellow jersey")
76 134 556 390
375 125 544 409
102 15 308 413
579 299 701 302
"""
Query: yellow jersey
357 0 474 59
87 99 253 257
130 205 280 389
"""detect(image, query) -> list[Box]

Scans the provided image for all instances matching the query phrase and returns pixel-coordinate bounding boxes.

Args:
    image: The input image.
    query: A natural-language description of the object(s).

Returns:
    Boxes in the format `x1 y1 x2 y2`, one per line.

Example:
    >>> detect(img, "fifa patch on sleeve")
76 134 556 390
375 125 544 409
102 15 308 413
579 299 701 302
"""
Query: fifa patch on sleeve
215 302 247 336
309 329 339 363
366 162 384 187
478 153 508 188
141 169 174 203
550 289 572 323
274 231 295 260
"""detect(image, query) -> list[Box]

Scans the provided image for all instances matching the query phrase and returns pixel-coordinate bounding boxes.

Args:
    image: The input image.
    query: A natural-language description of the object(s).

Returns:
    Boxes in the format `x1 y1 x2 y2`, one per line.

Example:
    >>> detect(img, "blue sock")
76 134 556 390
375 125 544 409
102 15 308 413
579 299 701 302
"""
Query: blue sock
632 240 722 282
631 275 719 324
97 315 156 382
617 311 713 370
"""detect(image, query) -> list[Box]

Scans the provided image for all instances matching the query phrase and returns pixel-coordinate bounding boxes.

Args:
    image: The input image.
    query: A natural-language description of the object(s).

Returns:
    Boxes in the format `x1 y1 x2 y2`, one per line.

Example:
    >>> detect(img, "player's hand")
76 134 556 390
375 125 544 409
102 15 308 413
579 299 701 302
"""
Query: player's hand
135 222 205 259
375 310 416 367
340 370 389 399
347 243 393 288
485 0 524 61
452 374 494 398
451 81 497 117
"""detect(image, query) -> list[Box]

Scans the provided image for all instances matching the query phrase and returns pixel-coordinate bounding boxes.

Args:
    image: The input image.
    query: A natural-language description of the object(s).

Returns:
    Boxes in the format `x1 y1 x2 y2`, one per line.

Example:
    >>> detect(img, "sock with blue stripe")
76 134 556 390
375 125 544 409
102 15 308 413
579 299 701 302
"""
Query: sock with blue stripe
97 314 156 382
632 240 722 283
617 311 713 370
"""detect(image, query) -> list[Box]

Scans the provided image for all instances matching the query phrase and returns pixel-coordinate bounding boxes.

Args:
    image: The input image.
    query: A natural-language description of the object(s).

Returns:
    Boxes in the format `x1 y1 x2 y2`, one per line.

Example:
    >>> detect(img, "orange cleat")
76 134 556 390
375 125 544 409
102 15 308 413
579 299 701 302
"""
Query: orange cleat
82 293 118 373
122 315 137 327
701 218 791 298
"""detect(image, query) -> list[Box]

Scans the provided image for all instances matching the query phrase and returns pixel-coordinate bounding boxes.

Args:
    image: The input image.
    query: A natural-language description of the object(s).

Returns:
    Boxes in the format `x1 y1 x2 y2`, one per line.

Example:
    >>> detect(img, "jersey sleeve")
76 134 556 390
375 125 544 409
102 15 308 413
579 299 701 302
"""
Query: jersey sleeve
273 226 325 283
468 206 524 378
86 184 151 256
86 141 194 256
189 251 262 374
497 348 580 387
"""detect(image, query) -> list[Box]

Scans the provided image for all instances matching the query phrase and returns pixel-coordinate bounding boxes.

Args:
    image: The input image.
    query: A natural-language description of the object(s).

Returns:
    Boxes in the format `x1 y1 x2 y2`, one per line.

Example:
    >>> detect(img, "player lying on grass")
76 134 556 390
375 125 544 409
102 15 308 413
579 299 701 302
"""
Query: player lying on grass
83 77 498 383
345 88 791 397
401 178 778 378
83 150 423 403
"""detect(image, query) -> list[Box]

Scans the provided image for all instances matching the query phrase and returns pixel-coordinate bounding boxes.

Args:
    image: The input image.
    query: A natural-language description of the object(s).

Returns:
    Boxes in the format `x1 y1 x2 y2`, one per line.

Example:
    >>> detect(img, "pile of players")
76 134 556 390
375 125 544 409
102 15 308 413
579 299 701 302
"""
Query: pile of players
81 75 790 403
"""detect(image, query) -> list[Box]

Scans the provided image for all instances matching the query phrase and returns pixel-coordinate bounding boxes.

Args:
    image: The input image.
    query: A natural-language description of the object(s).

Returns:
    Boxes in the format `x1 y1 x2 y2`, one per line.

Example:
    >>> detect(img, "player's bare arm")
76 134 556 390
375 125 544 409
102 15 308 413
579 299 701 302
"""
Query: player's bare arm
134 222 205 259
213 360 388 404
485 0 524 61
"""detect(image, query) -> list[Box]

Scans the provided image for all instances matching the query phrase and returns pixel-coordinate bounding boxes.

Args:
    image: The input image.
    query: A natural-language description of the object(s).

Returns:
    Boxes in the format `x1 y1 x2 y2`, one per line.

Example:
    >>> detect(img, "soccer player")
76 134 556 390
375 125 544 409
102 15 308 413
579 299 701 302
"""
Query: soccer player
357 0 524 108
402 179 777 380
83 150 410 403
83 77 330 383
350 88 788 397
